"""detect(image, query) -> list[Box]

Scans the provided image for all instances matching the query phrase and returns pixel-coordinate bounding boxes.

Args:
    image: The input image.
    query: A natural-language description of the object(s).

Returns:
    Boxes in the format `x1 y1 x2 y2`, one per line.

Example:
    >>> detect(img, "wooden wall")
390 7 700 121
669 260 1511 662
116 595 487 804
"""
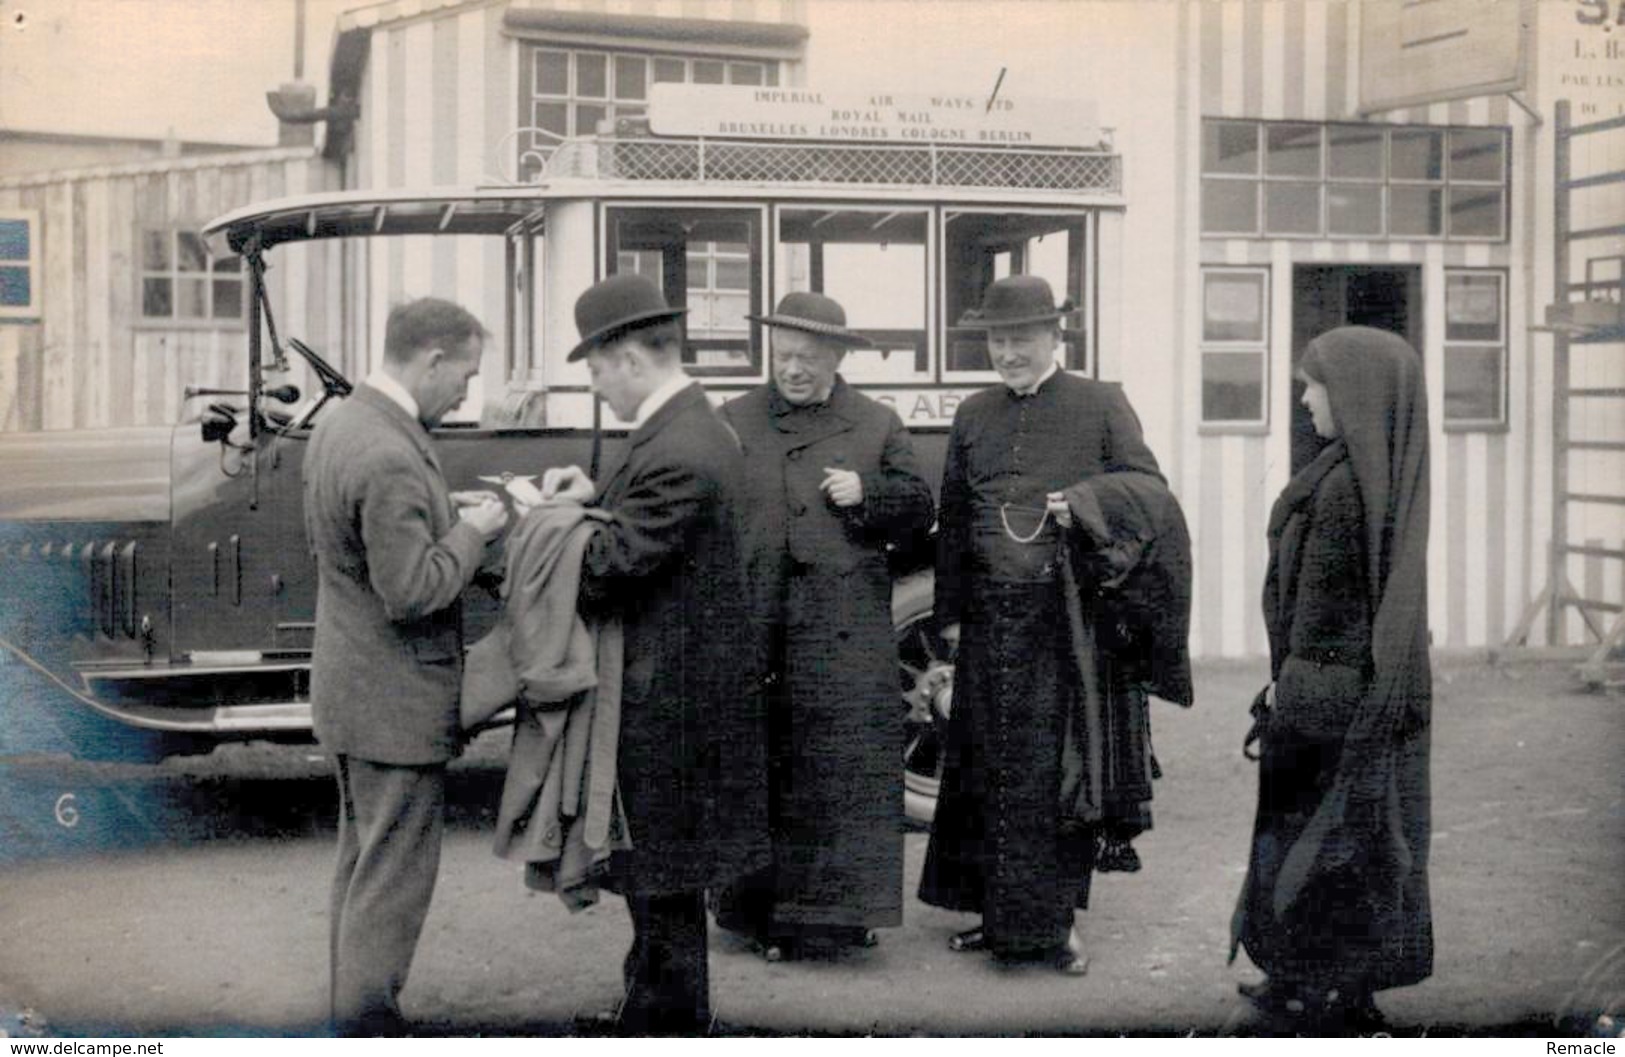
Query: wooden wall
0 148 343 433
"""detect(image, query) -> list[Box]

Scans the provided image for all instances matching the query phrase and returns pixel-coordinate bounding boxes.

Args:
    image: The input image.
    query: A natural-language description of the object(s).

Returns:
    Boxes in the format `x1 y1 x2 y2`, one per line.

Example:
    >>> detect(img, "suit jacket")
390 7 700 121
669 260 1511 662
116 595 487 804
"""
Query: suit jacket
304 383 487 765
579 381 771 895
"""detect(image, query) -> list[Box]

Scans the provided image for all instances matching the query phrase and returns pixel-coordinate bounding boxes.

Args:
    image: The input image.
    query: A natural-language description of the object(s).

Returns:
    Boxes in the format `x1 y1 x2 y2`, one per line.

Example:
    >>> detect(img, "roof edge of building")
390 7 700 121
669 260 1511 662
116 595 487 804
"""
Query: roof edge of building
0 145 323 191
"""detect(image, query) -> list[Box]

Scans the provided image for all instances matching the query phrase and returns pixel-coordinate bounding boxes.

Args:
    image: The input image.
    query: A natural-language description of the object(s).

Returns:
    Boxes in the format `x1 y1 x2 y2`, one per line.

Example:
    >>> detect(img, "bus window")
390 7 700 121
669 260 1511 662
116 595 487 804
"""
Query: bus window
775 207 930 383
943 211 1090 377
604 206 763 376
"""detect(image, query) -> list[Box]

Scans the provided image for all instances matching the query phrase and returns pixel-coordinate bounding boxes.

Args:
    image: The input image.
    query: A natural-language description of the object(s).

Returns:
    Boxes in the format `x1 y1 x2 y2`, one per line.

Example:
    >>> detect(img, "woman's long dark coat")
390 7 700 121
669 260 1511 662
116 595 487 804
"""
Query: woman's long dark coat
718 379 934 932
1233 326 1434 994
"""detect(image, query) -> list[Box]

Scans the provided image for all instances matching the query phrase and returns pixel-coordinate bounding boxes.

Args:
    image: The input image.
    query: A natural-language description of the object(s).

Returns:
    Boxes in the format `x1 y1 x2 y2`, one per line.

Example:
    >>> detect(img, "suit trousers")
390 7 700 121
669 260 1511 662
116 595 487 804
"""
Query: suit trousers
329 754 446 1035
620 891 711 1034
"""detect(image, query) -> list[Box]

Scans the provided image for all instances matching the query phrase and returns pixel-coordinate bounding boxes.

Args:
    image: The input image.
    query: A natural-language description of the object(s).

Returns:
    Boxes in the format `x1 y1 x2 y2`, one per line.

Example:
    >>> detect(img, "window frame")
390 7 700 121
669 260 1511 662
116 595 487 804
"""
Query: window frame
601 201 768 379
770 203 936 384
939 207 1096 385
1441 267 1509 432
0 209 41 321
1200 119 1510 243
136 224 247 330
1197 265 1271 432
520 44 780 180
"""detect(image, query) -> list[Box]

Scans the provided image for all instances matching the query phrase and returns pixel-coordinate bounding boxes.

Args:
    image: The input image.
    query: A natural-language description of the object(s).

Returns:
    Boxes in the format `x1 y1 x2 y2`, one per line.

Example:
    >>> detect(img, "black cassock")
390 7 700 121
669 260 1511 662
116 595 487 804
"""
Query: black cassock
919 370 1165 957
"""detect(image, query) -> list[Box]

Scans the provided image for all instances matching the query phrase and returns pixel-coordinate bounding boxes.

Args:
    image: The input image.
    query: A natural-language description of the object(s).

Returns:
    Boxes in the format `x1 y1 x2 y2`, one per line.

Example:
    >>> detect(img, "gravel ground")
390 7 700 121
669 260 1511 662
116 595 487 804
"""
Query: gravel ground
0 657 1620 1037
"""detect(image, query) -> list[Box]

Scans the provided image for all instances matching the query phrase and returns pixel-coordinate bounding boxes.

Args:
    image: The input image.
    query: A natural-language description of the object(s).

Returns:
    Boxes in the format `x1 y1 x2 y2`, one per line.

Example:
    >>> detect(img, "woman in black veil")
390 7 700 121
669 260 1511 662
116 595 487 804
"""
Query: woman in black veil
1231 326 1434 1029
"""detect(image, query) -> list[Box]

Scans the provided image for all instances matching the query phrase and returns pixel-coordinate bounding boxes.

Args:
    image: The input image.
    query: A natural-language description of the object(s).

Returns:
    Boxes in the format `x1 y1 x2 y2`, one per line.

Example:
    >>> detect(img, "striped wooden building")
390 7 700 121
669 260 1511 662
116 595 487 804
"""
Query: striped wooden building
3 0 1618 659
1168 1 1622 657
316 0 808 415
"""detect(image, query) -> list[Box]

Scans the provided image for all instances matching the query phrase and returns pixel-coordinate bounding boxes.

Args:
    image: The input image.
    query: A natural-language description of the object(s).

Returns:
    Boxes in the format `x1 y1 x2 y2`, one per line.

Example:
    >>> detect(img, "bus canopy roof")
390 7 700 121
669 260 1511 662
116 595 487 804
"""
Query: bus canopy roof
202 189 545 257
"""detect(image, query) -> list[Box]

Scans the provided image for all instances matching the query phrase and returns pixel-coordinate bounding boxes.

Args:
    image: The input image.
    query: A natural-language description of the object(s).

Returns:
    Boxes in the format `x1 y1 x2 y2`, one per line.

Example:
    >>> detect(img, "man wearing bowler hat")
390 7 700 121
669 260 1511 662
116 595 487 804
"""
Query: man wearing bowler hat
715 293 934 961
918 274 1171 976
524 274 768 1034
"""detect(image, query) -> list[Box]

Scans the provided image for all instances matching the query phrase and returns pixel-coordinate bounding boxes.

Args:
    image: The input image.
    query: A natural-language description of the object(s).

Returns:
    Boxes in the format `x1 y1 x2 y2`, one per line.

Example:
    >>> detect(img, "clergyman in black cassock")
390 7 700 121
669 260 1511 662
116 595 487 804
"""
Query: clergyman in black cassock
918 275 1171 974
716 292 935 959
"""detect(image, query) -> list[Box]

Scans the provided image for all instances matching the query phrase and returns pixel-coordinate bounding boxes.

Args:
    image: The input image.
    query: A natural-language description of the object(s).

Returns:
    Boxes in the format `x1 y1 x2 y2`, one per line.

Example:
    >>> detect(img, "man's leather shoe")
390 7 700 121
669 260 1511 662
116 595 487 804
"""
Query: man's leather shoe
1237 978 1307 1016
948 926 986 952
333 1010 412 1038
1056 927 1090 976
573 1008 622 1035
1324 987 1386 1031
1236 979 1271 1003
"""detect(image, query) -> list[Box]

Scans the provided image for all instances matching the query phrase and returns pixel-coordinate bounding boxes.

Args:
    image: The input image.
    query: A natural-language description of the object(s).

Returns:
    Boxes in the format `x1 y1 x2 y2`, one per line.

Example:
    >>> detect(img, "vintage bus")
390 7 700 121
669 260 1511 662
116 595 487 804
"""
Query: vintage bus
0 86 1125 823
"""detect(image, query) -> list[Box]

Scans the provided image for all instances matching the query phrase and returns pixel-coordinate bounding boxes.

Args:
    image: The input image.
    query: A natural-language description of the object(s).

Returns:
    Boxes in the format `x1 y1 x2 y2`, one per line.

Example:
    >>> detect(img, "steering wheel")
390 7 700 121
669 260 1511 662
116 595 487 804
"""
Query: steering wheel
286 337 354 399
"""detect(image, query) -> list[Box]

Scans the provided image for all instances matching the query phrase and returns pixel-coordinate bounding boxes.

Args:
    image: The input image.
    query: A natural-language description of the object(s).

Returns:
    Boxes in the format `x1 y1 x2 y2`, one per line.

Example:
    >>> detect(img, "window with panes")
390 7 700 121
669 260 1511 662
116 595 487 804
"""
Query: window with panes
1442 269 1508 429
1201 120 1508 240
0 210 40 320
1199 266 1269 428
605 205 764 376
520 46 779 180
140 227 244 325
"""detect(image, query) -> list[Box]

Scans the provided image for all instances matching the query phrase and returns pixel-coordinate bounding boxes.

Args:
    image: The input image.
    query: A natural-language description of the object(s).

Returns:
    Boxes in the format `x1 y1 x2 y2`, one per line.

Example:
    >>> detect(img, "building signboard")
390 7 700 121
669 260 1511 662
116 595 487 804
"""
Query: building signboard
1554 0 1625 120
648 83 1105 147
1359 0 1530 114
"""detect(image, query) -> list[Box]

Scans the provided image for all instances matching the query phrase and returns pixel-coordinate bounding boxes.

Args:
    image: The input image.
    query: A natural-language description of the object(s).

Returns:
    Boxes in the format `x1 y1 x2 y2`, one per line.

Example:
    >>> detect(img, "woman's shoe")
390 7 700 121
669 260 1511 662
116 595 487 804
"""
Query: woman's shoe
948 926 987 952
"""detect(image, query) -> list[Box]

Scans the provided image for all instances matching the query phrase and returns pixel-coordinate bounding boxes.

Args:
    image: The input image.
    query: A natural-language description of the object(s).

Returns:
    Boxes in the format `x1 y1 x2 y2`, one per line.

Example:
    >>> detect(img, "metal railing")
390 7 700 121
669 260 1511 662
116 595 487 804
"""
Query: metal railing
520 133 1122 195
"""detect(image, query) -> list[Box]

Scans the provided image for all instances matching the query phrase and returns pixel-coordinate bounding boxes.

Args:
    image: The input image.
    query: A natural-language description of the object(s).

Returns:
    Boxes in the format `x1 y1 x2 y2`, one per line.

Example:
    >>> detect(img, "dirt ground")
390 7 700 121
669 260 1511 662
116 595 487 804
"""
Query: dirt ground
0 657 1620 1038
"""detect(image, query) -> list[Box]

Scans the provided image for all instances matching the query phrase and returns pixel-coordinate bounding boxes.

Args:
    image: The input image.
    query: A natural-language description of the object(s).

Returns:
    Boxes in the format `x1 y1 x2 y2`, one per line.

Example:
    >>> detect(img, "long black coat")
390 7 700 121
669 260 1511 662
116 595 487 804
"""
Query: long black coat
1234 328 1434 998
919 372 1165 953
718 380 934 931
1235 443 1432 992
578 382 770 896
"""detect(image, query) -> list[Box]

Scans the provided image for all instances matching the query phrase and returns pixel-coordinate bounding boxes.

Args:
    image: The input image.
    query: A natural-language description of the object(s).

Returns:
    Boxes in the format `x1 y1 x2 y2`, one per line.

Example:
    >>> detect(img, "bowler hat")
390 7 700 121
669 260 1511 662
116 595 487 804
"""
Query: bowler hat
747 291 873 348
958 274 1076 329
567 274 688 362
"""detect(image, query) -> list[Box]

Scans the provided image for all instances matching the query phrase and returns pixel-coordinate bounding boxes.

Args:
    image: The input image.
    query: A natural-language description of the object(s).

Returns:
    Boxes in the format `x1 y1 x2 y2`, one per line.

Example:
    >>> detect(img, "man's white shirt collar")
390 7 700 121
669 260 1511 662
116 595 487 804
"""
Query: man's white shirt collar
629 373 693 430
1008 358 1060 397
366 369 421 424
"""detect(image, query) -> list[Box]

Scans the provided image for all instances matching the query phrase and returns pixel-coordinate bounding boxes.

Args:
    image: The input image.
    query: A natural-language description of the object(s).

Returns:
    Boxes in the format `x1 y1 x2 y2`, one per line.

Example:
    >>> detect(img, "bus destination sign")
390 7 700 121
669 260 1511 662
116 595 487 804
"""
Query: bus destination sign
648 84 1105 148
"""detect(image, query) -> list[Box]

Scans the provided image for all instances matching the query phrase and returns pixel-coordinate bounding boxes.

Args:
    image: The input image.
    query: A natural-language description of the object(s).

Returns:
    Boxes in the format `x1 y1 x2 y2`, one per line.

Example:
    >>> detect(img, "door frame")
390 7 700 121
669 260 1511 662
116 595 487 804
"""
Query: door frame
1288 263 1423 473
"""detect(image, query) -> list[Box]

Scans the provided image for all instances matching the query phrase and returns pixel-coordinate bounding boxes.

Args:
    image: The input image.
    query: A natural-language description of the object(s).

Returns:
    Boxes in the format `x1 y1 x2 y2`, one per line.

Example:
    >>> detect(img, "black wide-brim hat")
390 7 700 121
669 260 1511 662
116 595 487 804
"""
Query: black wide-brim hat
746 291 873 349
958 274 1077 329
567 273 689 362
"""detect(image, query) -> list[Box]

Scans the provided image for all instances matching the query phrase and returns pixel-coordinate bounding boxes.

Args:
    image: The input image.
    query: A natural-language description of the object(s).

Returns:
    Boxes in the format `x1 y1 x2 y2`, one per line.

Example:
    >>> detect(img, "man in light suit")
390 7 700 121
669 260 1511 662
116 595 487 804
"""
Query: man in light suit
532 275 769 1035
304 298 508 1036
